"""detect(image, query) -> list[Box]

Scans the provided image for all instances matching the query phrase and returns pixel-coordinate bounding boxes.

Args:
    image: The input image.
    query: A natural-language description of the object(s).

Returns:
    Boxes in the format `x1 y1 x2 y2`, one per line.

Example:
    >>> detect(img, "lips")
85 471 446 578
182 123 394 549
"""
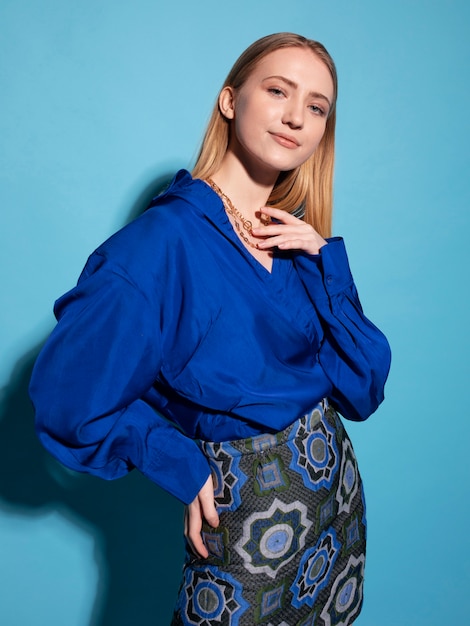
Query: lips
269 132 300 149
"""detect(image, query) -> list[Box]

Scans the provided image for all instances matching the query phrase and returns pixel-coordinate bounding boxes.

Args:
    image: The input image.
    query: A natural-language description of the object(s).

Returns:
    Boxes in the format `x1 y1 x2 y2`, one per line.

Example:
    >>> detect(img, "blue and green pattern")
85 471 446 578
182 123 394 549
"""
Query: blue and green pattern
320 554 365 625
172 401 366 625
290 528 341 608
234 498 312 578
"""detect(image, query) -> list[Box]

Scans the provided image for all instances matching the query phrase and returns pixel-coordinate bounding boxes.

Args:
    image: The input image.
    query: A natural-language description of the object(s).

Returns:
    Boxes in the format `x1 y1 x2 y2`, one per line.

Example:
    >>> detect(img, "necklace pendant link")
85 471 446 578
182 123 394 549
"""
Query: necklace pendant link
205 179 261 251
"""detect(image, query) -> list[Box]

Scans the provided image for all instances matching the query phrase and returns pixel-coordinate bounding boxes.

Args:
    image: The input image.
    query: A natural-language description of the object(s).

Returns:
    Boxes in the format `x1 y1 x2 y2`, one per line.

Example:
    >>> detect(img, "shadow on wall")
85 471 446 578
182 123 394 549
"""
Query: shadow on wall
0 171 186 626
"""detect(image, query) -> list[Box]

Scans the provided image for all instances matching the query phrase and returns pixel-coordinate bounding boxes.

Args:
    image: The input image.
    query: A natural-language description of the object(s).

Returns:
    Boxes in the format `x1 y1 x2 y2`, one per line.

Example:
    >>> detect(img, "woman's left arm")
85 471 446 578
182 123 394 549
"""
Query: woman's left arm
254 208 392 422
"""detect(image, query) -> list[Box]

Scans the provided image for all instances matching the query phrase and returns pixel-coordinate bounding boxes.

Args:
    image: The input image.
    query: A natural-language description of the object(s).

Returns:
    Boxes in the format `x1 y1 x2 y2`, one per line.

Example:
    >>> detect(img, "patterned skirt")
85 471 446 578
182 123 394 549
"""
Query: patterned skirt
171 400 366 626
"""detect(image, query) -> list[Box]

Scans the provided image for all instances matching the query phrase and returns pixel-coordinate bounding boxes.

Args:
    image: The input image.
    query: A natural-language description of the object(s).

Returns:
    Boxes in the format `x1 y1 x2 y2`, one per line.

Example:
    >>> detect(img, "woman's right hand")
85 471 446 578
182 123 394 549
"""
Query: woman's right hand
184 474 219 558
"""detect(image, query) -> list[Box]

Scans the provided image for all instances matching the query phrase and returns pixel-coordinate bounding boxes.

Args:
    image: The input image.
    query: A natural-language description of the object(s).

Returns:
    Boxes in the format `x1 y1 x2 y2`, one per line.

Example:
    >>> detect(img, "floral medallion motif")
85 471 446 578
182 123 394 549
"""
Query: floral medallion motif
202 441 247 512
320 554 365 626
254 579 288 622
288 406 339 492
335 439 359 516
178 564 248 626
341 513 364 556
253 453 290 496
202 525 230 566
290 528 341 608
235 498 312 578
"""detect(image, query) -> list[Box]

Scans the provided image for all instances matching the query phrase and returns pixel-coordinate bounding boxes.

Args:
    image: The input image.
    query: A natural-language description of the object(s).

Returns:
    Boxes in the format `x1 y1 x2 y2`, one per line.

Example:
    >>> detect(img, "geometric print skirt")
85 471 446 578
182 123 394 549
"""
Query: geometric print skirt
171 400 366 626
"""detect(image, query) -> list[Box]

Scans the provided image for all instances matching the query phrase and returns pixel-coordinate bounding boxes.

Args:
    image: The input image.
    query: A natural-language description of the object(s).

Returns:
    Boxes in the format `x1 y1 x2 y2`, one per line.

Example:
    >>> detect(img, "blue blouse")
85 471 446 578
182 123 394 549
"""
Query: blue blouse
29 170 391 504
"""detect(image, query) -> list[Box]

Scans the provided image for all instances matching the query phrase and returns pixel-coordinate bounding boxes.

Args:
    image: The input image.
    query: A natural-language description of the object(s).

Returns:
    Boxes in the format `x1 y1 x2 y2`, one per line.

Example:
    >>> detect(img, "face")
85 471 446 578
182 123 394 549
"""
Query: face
220 46 335 178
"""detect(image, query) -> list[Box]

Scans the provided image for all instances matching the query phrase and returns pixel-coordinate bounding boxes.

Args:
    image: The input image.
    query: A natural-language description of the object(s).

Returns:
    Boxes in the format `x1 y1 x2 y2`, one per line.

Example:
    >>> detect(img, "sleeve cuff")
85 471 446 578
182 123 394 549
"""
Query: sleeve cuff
143 427 211 504
294 237 354 297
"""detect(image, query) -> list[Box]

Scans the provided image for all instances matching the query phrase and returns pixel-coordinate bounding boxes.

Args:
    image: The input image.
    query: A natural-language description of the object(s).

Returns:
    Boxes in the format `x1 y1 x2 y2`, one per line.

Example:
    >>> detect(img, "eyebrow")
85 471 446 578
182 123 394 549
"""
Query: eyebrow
263 75 332 108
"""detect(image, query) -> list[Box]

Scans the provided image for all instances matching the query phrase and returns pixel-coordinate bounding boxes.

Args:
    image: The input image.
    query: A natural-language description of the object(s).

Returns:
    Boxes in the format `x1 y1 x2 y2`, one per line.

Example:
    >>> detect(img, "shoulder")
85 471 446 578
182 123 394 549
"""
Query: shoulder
90 170 210 267
82 170 215 283
106 170 210 248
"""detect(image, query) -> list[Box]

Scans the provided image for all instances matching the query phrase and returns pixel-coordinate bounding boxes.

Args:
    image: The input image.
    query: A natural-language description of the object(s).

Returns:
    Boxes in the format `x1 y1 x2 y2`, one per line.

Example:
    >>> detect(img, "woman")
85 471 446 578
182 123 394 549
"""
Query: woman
30 33 391 625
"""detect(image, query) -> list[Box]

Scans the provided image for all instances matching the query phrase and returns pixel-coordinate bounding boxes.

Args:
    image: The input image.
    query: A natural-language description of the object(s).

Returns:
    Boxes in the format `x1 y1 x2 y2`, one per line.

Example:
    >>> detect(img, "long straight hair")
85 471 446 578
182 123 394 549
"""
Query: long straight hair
192 33 338 237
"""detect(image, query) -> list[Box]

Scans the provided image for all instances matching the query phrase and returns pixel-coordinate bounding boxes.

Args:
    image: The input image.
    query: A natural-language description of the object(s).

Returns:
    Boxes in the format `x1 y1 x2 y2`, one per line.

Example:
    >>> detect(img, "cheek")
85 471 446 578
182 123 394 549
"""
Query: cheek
232 104 263 147
233 92 273 136
306 123 327 152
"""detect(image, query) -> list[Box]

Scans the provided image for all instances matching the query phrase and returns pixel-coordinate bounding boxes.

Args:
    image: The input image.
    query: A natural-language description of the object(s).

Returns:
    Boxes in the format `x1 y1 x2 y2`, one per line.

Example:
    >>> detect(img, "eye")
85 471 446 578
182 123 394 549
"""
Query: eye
309 104 327 117
267 87 286 97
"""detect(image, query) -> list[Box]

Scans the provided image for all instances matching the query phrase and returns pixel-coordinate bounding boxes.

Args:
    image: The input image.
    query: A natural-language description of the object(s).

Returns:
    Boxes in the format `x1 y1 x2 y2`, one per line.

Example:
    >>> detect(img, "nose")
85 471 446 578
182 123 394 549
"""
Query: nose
282 97 304 129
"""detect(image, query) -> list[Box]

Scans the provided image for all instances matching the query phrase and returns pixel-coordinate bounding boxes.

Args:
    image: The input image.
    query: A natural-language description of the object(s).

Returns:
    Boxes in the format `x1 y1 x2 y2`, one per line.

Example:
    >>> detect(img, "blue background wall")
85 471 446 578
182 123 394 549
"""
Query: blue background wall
1 1 468 624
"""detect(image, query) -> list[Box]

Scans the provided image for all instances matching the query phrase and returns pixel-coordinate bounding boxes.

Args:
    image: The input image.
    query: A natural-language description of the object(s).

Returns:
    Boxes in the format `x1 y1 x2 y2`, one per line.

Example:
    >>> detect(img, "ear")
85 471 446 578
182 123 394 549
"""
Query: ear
219 86 235 120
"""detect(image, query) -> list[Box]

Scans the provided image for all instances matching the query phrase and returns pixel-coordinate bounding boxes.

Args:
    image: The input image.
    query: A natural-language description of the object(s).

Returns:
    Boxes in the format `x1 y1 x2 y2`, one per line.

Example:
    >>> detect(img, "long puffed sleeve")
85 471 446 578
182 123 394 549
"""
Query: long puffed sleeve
294 238 391 422
29 256 211 504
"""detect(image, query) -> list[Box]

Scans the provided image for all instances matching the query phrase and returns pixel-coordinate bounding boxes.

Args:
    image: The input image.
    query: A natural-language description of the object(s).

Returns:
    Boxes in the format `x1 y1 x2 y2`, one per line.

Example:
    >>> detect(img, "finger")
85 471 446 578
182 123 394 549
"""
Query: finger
257 236 298 250
252 224 309 238
256 231 311 248
186 500 209 558
257 208 325 249
184 475 219 559
198 475 219 528
259 206 303 225
258 234 326 255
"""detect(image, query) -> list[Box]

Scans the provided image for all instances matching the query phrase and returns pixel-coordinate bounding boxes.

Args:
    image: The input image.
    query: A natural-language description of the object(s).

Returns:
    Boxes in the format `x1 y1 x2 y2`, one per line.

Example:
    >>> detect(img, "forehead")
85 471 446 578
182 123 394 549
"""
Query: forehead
248 47 334 99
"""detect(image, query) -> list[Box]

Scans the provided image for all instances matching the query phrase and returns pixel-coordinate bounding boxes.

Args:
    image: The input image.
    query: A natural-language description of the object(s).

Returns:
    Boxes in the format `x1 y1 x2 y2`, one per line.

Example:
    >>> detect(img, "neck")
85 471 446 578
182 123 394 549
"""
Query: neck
209 151 278 220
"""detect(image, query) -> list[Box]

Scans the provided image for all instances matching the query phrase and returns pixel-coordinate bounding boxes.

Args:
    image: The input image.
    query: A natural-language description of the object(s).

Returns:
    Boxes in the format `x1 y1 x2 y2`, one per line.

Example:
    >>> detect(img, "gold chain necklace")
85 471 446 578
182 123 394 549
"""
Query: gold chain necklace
205 178 270 250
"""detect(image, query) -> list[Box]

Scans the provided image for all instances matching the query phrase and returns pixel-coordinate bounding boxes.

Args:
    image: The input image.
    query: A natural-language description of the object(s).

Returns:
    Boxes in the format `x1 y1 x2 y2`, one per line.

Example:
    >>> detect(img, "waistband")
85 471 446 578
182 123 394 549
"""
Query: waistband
200 399 330 459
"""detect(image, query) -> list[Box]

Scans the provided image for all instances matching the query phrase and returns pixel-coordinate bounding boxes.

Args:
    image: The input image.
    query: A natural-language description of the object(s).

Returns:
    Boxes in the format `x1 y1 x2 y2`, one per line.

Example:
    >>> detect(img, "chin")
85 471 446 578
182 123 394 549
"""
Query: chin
267 152 311 172
269 159 305 173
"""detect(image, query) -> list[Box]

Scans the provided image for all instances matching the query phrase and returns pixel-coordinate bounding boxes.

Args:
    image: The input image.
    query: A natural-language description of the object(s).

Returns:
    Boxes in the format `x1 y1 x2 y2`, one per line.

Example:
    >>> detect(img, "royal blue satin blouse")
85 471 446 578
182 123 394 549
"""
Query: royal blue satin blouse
29 170 391 504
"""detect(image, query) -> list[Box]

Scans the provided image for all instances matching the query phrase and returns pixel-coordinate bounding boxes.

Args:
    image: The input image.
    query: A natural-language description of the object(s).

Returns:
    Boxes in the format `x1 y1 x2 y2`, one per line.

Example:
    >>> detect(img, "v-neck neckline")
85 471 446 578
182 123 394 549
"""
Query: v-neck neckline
198 177 279 279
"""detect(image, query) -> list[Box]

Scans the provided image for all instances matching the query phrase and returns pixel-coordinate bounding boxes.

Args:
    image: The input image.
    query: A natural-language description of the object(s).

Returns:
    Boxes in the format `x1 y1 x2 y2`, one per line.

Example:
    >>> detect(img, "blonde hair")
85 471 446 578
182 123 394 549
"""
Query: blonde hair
192 33 338 237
